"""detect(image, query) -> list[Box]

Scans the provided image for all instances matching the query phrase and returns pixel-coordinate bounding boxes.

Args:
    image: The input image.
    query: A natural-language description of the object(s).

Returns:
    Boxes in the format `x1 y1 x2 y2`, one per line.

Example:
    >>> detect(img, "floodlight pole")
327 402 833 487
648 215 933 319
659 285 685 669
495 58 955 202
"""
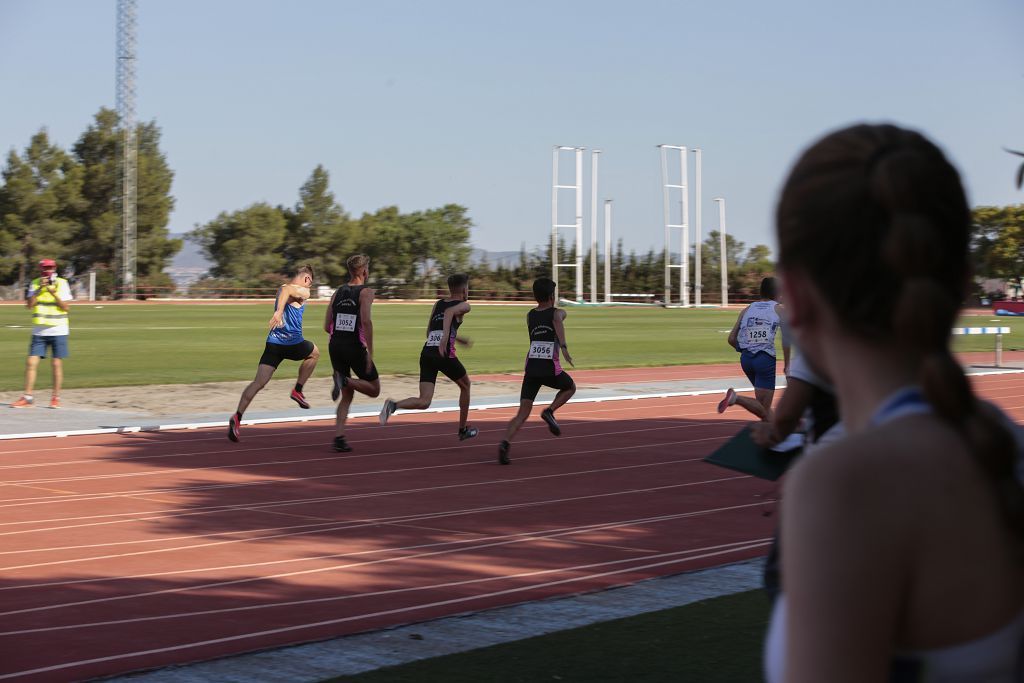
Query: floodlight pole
692 148 702 307
551 146 584 302
714 197 728 306
589 149 601 303
604 199 612 303
659 144 689 306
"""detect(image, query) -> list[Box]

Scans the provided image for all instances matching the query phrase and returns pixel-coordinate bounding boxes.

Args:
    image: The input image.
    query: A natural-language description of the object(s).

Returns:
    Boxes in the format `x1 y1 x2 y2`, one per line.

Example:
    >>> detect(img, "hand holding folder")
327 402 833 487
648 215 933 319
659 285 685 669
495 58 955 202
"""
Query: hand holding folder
704 425 802 481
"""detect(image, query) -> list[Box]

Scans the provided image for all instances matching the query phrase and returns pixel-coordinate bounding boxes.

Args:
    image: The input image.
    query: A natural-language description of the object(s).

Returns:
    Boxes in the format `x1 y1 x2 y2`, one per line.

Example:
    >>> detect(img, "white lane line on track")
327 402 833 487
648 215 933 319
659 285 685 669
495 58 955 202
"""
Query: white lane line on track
0 417 747 507
0 537 768 637
0 472 749 561
0 487 766 592
0 394 735 464
0 501 762 615
0 540 771 681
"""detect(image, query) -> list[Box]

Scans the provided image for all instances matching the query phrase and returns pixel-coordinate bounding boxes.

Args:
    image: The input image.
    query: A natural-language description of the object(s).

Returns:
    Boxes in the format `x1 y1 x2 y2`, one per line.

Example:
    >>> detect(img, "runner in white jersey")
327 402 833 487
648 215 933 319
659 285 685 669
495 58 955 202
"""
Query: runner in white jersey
718 276 790 420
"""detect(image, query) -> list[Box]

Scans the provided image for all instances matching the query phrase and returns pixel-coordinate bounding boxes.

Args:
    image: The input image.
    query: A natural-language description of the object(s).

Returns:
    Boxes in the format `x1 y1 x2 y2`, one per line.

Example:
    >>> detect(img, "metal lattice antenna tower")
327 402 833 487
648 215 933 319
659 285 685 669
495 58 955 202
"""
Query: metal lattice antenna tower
116 0 137 299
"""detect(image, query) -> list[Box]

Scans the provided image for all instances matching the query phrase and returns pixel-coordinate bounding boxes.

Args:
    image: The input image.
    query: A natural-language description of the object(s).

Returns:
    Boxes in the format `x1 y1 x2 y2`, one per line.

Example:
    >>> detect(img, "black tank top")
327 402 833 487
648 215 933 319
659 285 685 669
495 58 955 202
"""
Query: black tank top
422 299 463 359
331 284 367 347
525 307 563 376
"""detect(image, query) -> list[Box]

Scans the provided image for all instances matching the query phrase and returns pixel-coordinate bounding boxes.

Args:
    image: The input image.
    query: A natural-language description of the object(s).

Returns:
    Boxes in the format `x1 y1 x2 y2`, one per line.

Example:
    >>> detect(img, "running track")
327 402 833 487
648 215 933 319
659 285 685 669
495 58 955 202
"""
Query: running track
2 372 1024 681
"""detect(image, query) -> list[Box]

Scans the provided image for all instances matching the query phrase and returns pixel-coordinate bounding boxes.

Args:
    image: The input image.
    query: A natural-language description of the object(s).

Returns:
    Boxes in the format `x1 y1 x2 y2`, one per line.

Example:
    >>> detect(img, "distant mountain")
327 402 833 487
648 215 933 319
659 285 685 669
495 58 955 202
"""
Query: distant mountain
170 235 209 270
470 249 520 268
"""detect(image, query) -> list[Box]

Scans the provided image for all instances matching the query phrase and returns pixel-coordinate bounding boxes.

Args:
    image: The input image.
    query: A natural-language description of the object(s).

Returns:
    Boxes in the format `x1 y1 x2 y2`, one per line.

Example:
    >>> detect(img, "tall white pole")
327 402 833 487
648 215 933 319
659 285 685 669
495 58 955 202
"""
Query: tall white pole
551 147 559 290
590 150 601 303
575 147 584 302
715 197 728 306
659 146 671 305
604 199 612 303
680 147 689 307
693 148 702 307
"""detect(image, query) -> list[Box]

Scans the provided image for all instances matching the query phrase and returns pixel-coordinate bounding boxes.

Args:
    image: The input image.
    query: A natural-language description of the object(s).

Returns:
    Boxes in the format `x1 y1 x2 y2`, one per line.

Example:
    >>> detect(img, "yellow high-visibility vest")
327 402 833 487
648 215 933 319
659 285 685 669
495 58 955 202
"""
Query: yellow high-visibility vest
31 277 69 327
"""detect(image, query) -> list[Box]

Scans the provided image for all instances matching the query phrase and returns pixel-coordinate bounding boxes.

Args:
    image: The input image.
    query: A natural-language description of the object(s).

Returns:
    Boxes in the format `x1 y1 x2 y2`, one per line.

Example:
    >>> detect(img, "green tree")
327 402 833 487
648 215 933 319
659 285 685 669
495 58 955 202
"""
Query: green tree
71 108 180 280
0 130 84 285
972 205 1024 288
284 165 352 285
188 203 287 285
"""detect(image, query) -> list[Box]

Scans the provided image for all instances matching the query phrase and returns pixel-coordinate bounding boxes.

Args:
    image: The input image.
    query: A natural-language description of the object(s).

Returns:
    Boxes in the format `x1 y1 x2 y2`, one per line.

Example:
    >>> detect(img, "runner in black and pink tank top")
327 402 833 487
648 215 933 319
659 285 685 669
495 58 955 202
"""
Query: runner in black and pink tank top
326 254 381 454
497 277 577 465
378 273 478 442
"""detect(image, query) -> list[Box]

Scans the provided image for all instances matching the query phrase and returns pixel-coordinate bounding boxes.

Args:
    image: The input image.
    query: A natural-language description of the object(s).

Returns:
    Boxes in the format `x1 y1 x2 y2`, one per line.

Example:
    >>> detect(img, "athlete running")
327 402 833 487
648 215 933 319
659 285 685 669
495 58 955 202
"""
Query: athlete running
379 273 478 441
227 265 319 442
326 254 380 452
497 277 576 465
718 276 789 420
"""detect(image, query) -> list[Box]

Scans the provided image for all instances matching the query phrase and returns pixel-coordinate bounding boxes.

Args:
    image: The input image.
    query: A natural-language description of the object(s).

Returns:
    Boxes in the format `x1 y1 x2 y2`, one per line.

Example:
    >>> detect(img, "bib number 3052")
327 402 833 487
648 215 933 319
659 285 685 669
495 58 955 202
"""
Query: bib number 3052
335 313 357 333
528 341 555 360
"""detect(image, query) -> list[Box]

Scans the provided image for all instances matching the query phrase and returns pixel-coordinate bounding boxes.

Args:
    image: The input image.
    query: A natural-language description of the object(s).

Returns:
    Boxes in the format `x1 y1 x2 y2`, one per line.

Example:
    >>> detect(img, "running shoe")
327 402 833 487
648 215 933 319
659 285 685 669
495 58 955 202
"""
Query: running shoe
540 408 561 436
10 396 33 408
331 372 347 402
290 388 310 409
379 399 397 425
459 425 479 441
49 396 60 409
227 414 241 442
717 388 737 414
498 440 511 465
333 435 352 453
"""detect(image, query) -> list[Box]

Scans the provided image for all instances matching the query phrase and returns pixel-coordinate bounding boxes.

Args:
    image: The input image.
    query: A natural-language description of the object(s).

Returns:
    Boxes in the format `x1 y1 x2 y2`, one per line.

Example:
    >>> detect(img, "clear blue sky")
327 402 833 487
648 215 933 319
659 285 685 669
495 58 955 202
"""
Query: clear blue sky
1 0 1022 258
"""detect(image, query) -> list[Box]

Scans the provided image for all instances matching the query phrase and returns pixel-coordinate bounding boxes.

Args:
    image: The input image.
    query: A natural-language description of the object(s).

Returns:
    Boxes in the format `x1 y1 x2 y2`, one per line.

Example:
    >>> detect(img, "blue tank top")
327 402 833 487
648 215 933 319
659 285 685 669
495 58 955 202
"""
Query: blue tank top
266 289 305 345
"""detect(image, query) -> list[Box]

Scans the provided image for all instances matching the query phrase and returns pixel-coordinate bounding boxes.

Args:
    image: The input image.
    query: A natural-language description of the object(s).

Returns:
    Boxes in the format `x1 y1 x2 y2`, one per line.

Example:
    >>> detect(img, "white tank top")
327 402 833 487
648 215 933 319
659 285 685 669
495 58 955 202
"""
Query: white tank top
764 388 1024 682
739 300 781 356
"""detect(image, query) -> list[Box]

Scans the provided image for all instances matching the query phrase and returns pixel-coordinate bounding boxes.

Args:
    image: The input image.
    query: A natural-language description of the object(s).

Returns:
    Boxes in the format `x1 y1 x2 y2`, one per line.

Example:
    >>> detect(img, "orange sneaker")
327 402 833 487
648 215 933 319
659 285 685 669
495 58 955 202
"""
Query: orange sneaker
49 396 60 409
10 396 33 408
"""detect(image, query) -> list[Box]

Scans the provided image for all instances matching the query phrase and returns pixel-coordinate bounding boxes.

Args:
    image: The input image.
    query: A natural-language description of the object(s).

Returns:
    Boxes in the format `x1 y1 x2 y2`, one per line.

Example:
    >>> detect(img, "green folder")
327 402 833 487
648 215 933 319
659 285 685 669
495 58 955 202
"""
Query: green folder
704 426 802 481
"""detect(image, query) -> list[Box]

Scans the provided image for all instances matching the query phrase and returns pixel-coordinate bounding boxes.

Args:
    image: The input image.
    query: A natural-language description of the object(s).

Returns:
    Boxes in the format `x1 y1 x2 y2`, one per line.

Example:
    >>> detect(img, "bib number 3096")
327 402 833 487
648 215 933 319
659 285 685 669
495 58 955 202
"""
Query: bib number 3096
528 341 555 360
335 313 357 333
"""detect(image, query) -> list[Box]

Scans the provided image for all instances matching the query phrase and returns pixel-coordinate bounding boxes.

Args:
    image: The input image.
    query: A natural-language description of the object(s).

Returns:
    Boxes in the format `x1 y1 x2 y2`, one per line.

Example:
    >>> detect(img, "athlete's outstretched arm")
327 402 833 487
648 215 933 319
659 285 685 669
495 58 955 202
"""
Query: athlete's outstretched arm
553 309 574 367
440 302 471 355
269 285 292 329
359 287 375 371
324 288 340 334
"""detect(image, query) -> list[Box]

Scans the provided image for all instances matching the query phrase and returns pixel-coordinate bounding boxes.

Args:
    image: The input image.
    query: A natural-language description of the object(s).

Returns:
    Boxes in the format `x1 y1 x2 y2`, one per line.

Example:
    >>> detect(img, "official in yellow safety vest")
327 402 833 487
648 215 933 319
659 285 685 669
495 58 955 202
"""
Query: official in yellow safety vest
11 259 71 409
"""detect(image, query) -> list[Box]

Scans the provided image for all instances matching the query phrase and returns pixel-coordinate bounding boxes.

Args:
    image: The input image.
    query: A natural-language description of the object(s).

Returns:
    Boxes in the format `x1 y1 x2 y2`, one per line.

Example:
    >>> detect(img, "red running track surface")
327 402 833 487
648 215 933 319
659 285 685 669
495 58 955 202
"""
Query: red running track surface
1 373 1023 681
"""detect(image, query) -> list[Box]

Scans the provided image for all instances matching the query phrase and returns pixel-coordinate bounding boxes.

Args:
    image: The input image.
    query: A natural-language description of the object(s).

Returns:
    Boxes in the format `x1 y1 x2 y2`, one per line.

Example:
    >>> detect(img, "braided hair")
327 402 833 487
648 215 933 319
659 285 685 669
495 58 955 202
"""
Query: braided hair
777 123 1024 541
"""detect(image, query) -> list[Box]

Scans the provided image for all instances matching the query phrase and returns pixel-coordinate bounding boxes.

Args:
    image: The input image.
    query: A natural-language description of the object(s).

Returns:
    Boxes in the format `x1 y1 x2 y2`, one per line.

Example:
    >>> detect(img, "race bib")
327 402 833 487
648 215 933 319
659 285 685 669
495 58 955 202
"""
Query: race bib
425 330 444 347
335 313 357 333
744 322 771 344
528 341 555 360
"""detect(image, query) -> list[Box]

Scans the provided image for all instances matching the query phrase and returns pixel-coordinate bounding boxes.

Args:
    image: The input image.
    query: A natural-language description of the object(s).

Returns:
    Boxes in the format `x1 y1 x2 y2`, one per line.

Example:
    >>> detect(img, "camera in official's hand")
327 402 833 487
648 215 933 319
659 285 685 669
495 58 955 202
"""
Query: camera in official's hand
48 273 57 285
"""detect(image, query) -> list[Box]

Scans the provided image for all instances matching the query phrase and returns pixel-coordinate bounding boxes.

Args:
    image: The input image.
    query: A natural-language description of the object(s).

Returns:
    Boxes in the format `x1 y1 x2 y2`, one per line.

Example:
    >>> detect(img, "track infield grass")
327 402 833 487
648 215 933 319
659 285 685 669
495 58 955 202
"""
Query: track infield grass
0 302 1015 390
327 589 772 683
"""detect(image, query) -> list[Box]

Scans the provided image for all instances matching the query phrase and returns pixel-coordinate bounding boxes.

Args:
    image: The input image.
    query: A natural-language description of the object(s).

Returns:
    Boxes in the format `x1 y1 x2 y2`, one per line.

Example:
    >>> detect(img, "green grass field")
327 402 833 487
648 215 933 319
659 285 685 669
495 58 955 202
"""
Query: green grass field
328 589 772 682
0 302 1015 390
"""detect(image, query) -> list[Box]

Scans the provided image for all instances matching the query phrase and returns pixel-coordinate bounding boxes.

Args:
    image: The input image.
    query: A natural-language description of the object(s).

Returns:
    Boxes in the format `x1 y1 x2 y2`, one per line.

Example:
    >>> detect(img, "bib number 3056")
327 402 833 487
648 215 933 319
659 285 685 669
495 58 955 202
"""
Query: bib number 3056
335 313 357 333
425 330 444 347
528 341 555 360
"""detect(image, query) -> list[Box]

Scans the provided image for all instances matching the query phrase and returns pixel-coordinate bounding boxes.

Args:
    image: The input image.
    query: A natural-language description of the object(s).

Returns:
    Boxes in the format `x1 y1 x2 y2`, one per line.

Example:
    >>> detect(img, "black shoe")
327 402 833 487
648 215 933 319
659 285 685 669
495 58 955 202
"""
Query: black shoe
540 408 561 436
331 372 343 402
459 425 478 441
333 436 352 453
498 440 510 465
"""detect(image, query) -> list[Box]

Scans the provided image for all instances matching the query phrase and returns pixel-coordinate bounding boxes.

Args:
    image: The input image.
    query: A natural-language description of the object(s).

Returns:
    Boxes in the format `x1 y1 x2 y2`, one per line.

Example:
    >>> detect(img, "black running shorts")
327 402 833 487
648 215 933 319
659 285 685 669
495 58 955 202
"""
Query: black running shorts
520 372 575 401
258 340 315 369
329 341 379 381
418 352 467 384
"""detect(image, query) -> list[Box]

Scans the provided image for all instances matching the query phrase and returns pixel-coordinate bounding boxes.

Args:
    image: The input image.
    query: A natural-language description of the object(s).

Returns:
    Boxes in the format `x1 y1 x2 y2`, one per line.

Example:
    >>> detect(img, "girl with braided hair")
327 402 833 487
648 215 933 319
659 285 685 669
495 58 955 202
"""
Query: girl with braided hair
764 123 1024 682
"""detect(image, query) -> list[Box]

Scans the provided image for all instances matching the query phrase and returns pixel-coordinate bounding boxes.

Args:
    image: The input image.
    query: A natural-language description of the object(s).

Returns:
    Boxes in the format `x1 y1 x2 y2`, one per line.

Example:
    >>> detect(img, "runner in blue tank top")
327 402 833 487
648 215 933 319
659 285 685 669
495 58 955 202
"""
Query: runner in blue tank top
497 278 576 465
718 276 789 421
227 265 320 442
379 273 479 442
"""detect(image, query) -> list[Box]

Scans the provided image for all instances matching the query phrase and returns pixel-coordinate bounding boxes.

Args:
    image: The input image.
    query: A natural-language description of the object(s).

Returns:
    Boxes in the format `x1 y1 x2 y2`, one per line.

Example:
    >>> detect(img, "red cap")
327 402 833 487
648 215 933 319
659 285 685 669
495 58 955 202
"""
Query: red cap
39 259 56 270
